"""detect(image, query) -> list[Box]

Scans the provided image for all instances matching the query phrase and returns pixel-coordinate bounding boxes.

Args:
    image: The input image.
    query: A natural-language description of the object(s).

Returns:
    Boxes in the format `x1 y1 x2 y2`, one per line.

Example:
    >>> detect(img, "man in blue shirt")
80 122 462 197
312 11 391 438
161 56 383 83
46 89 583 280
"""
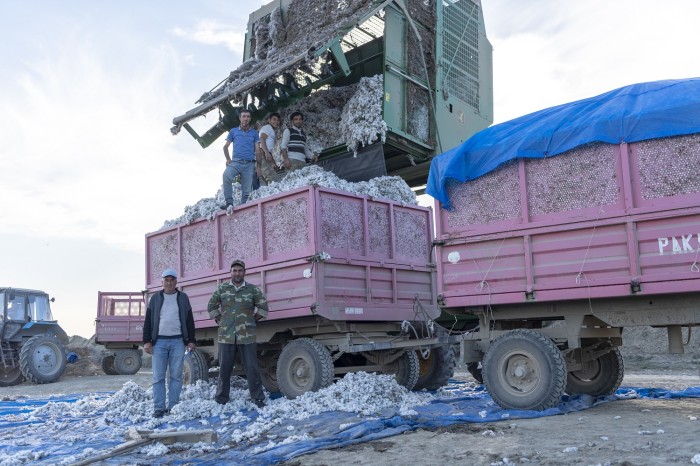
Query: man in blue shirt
222 109 260 208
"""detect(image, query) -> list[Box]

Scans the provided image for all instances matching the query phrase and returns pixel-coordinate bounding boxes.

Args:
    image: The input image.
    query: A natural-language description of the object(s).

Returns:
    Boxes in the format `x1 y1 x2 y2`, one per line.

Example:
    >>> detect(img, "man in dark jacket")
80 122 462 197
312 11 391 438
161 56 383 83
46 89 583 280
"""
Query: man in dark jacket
143 268 196 418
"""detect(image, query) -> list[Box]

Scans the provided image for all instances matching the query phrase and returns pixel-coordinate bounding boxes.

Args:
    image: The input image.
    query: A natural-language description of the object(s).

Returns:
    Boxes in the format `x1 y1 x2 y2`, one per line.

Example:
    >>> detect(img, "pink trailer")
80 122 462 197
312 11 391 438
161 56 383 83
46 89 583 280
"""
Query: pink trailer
426 79 700 410
94 292 146 375
433 133 700 410
97 186 455 397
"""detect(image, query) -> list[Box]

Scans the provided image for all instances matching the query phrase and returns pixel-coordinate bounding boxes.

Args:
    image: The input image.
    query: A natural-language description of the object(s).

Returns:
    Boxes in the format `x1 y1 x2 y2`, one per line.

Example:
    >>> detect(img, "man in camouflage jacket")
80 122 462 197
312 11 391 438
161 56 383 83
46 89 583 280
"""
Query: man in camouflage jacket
208 259 269 407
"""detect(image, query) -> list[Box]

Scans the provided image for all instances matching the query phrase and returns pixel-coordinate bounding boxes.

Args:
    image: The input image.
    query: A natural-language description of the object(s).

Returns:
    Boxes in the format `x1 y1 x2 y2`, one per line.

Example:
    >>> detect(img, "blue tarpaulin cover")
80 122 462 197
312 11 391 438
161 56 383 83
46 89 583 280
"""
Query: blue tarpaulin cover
426 77 700 210
1 382 698 465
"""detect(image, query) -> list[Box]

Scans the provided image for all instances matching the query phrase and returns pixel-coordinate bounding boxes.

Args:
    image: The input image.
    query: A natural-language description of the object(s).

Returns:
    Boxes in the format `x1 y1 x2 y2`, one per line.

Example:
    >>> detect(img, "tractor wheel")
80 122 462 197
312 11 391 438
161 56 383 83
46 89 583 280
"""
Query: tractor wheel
100 355 119 375
390 350 420 390
114 349 142 375
277 338 334 399
482 329 566 410
466 362 483 384
19 334 67 384
0 365 25 386
414 344 456 390
258 350 280 393
566 348 624 397
183 349 209 385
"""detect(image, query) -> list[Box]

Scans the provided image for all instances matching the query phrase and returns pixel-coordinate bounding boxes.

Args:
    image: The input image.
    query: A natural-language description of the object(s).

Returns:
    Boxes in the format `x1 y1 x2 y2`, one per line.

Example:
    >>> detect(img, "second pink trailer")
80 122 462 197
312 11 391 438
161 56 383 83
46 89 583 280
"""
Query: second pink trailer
428 78 700 410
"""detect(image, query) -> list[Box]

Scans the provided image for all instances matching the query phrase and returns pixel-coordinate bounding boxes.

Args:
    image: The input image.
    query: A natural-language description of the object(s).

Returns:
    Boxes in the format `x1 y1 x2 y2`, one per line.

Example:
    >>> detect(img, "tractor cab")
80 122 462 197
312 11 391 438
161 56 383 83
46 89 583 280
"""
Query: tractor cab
2 288 56 324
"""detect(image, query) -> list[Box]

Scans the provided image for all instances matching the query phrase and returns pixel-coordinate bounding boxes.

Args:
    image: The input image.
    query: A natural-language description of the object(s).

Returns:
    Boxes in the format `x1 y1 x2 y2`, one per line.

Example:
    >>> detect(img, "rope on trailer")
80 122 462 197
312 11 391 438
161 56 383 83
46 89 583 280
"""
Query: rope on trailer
410 296 434 359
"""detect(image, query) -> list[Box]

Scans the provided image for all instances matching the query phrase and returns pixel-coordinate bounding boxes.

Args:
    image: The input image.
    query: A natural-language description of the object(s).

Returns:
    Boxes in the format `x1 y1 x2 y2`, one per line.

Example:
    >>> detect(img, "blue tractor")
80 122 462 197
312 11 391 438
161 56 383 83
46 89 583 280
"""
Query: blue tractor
0 287 68 386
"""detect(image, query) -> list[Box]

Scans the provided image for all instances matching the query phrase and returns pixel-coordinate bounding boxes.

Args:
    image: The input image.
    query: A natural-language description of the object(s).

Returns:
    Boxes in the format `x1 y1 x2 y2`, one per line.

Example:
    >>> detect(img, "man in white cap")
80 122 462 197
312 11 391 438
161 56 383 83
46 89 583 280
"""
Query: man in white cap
143 268 196 418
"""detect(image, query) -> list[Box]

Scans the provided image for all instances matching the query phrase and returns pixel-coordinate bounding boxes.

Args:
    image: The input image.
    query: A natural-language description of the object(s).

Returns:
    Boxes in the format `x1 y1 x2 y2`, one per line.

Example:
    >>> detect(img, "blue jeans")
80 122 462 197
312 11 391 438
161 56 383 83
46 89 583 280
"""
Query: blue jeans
223 159 256 205
152 337 185 411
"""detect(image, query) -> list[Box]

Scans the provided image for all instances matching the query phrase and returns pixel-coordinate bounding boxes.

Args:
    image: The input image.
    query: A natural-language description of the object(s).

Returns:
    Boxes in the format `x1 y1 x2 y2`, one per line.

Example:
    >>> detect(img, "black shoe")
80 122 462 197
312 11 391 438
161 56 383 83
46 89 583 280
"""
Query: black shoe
219 203 232 210
153 410 165 418
253 399 266 408
214 397 228 405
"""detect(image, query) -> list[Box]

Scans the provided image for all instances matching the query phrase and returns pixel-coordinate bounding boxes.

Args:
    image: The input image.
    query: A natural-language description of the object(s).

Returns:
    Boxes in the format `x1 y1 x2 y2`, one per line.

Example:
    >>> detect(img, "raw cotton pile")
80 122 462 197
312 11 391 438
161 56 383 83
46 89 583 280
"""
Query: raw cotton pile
161 188 233 229
339 75 387 154
250 165 416 204
253 74 386 163
259 82 359 157
1 372 456 465
198 0 377 105
160 165 416 229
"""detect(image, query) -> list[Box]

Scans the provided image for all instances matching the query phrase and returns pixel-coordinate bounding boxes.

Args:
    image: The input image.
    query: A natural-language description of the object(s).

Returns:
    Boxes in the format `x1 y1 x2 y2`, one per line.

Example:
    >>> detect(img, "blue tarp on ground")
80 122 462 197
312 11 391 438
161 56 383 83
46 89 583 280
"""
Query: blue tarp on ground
1 382 698 465
426 77 700 210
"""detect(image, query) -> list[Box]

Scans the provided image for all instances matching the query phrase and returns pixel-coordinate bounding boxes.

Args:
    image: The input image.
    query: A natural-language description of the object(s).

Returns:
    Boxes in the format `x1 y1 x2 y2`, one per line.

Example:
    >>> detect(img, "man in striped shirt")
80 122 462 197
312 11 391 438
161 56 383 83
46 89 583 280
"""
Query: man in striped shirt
280 111 317 172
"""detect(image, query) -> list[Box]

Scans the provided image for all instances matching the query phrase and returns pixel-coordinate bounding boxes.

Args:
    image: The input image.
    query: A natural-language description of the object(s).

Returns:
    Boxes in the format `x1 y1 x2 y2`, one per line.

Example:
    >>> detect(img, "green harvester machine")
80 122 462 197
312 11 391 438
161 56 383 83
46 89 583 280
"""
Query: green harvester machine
171 0 493 187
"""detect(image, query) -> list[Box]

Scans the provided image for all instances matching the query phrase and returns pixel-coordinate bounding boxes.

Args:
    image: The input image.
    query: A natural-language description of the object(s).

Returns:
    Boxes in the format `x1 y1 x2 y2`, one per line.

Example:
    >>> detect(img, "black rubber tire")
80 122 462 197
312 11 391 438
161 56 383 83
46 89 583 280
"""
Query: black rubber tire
183 349 209 385
466 362 483 384
482 329 566 410
414 344 456 390
100 355 119 376
0 365 25 386
566 348 624 397
277 338 334 399
19 334 67 384
114 349 142 375
258 351 280 393
391 350 420 390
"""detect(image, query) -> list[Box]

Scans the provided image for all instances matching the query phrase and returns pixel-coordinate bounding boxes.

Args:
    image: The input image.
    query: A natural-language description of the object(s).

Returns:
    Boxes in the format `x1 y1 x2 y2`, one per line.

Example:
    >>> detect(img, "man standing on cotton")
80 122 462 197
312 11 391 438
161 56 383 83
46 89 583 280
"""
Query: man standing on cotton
208 260 269 408
280 111 317 172
143 268 196 418
222 109 260 209
258 112 284 184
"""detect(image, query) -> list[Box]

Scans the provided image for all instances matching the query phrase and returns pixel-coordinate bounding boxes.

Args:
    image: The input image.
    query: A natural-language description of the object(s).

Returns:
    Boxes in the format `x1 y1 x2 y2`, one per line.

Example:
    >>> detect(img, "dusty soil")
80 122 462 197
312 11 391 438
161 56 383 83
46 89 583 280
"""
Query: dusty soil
2 365 698 465
285 369 699 466
284 326 700 466
3 330 697 465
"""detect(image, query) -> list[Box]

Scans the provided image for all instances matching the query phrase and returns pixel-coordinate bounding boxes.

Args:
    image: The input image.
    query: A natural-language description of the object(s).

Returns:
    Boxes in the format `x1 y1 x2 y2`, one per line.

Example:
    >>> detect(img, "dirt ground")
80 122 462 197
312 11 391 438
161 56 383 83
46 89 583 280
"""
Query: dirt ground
285 369 700 466
2 329 698 465
2 365 698 465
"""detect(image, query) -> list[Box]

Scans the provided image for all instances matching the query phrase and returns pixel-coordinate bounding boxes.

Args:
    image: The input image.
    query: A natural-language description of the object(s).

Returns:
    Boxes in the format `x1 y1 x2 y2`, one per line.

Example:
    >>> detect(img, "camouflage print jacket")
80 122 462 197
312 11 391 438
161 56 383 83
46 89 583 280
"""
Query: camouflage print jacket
207 281 269 344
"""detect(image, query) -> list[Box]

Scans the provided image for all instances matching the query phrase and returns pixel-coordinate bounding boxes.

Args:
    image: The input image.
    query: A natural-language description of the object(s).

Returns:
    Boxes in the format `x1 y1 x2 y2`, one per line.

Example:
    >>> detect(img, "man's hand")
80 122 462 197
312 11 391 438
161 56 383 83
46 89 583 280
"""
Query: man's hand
214 315 221 325
187 342 196 351
264 151 273 163
283 158 292 169
144 342 153 355
254 313 263 322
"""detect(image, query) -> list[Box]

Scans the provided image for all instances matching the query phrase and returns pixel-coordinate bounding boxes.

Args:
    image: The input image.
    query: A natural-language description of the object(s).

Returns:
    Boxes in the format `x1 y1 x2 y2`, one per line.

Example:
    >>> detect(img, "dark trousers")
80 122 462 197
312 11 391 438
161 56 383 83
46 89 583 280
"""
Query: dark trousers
215 342 264 403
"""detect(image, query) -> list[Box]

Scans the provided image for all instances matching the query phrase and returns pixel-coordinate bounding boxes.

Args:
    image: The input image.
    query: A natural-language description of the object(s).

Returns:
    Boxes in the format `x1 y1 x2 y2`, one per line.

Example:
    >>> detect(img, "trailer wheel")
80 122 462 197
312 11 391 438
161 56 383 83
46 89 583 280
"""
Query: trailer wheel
100 355 119 376
414 344 456 390
114 349 142 375
19 334 67 384
391 350 420 390
566 348 624 397
258 351 280 393
466 362 483 384
482 329 566 410
0 365 25 386
277 338 334 399
183 349 209 385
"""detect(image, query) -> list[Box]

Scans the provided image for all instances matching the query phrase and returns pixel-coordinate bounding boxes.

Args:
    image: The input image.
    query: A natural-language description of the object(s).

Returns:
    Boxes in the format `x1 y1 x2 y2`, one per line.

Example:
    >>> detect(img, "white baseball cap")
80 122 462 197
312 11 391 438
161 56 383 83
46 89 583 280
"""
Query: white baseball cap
161 268 177 279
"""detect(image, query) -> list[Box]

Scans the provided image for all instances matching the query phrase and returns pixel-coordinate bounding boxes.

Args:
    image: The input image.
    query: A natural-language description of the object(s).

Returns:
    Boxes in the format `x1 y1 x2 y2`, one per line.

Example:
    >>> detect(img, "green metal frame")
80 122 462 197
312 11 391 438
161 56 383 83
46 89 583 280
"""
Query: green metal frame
174 0 494 187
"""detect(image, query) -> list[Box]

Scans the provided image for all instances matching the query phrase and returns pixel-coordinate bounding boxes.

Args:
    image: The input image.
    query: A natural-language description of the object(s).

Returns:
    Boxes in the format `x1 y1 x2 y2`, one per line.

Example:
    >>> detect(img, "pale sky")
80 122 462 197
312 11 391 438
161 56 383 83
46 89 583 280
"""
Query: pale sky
1 0 699 338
